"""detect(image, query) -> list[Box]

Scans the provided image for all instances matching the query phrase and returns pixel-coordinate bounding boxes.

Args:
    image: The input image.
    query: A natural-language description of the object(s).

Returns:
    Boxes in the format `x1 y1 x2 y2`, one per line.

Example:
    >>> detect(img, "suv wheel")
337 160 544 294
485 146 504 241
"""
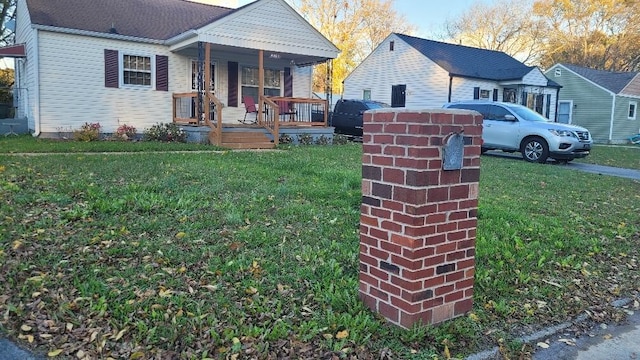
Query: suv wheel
521 136 549 163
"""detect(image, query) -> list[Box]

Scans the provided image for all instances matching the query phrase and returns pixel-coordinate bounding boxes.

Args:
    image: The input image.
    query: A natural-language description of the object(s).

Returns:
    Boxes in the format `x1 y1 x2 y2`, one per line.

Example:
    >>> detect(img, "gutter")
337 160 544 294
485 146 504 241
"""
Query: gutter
32 24 165 45
165 30 198 46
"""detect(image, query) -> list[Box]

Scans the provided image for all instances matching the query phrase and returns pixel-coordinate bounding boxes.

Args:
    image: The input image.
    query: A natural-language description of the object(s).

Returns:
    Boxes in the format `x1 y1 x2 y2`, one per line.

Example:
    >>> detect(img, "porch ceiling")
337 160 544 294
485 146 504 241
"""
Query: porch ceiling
173 42 330 67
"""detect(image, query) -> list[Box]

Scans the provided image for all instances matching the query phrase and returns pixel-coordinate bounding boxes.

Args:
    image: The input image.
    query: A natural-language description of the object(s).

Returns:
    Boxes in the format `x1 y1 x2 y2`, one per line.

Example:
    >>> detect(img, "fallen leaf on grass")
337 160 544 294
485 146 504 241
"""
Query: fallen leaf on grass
245 287 258 295
537 342 549 349
603 334 613 340
336 330 349 339
47 349 63 357
201 284 218 291
130 351 145 359
20 324 32 332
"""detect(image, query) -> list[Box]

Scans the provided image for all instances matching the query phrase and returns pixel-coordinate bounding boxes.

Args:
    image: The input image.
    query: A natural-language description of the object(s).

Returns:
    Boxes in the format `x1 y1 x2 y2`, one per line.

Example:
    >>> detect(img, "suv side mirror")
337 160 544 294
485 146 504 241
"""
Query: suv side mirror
504 114 516 121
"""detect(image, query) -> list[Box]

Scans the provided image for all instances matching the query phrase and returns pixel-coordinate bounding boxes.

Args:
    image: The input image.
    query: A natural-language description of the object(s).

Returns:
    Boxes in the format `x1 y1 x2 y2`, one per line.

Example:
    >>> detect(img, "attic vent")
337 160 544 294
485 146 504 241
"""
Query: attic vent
389 41 394 51
554 68 561 77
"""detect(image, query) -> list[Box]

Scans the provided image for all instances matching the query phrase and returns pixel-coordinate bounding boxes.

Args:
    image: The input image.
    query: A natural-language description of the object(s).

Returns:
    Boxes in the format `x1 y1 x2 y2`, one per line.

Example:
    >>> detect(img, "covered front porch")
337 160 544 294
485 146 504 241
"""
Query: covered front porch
167 8 338 148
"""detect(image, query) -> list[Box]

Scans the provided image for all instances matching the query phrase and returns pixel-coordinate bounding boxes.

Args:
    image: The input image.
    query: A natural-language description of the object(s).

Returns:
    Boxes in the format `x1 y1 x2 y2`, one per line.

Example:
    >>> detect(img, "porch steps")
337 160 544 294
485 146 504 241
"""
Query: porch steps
218 130 275 149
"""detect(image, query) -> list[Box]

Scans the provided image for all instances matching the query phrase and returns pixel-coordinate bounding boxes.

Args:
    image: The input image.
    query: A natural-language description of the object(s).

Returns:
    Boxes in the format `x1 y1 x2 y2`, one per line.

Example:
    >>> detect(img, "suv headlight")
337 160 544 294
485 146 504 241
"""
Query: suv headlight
548 129 576 138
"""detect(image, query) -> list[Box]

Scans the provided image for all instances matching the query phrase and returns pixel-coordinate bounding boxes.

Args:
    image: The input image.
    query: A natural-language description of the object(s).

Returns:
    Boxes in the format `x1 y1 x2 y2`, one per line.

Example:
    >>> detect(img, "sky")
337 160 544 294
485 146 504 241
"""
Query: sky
235 0 483 38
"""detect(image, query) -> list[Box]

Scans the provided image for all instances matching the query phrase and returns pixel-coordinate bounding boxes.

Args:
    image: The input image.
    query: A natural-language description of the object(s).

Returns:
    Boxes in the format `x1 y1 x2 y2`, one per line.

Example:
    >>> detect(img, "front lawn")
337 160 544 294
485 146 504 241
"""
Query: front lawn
1 142 639 359
575 144 640 170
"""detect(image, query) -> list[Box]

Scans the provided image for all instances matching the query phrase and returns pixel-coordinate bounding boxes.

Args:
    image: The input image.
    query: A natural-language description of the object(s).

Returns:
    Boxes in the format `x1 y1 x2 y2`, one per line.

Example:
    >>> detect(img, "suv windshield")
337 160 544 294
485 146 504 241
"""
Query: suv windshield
505 104 550 122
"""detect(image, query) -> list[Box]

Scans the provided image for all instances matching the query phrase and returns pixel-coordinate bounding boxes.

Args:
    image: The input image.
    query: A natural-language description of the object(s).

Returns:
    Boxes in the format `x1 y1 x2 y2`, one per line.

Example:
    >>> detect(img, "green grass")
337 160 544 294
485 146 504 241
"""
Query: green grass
575 144 640 170
1 139 639 359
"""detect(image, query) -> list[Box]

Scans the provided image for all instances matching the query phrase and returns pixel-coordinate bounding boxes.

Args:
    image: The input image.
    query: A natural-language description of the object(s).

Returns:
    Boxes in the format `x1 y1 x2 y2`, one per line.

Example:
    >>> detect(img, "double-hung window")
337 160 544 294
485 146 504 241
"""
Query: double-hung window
629 101 637 120
123 55 152 87
241 66 281 102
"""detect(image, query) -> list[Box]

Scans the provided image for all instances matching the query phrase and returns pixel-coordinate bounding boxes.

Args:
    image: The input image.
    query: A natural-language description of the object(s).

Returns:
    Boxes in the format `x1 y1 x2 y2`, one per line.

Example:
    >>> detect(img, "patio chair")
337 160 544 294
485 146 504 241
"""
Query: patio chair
240 96 258 124
277 100 296 121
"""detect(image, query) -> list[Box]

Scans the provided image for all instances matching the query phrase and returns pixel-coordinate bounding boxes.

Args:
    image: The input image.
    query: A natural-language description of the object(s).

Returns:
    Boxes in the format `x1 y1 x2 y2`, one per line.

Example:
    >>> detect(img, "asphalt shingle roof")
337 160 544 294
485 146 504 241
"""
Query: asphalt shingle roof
560 63 638 94
26 0 236 40
395 33 535 81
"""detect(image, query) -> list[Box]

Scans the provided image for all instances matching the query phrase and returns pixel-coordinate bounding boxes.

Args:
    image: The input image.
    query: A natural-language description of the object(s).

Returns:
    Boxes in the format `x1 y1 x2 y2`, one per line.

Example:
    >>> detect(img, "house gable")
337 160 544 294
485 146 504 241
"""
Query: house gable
522 68 550 87
193 0 339 61
343 33 450 106
620 73 640 98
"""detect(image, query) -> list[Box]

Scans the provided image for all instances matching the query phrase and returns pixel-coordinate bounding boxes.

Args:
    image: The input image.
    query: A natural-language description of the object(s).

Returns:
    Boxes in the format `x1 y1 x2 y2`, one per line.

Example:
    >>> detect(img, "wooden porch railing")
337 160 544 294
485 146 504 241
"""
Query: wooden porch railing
258 96 329 146
172 92 223 145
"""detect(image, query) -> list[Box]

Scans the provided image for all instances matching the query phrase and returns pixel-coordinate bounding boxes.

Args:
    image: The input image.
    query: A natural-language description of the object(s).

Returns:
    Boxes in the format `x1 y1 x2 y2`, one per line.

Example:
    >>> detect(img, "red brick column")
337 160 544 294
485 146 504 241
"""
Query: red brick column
359 109 482 328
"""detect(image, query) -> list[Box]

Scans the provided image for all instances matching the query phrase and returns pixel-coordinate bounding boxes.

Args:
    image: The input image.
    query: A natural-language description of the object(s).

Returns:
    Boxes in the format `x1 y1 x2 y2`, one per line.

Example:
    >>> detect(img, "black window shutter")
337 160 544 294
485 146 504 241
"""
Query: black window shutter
284 67 293 97
492 89 498 101
473 87 480 99
545 94 551 118
521 91 528 106
228 61 238 107
156 55 168 91
104 49 119 88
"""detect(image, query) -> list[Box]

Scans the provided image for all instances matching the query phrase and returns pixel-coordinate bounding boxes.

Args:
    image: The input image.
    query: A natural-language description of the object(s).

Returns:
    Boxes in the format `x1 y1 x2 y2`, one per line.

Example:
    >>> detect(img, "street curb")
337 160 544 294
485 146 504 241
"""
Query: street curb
465 298 634 360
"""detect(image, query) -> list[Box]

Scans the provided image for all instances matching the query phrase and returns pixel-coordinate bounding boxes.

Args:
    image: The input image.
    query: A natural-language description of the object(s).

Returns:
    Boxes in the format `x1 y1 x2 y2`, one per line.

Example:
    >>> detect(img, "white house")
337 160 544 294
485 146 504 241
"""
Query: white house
343 33 560 120
13 0 339 147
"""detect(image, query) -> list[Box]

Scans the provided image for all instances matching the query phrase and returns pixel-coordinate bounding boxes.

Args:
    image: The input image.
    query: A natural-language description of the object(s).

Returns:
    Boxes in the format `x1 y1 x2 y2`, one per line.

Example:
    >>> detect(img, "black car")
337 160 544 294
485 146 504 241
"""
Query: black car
331 99 389 137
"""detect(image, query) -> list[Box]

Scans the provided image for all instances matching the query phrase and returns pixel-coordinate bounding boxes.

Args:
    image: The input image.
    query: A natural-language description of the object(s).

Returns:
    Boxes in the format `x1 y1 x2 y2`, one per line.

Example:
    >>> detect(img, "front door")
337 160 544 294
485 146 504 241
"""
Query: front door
557 101 572 124
391 84 406 108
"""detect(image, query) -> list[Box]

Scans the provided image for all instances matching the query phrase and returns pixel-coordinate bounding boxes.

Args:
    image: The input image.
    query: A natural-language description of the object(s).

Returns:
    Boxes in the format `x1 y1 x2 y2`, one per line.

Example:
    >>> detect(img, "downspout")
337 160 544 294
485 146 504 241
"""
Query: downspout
32 27 41 137
448 75 453 102
608 93 615 143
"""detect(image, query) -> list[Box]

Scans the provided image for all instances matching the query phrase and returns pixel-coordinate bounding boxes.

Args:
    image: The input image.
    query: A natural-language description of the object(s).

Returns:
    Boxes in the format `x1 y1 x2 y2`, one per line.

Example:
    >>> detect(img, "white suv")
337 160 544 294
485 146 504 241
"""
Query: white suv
443 101 592 163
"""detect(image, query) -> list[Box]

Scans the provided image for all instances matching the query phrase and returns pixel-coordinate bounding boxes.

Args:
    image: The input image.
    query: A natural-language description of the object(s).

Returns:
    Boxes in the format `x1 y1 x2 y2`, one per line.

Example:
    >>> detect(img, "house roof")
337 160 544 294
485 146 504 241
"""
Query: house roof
559 63 639 94
26 0 237 40
395 33 537 82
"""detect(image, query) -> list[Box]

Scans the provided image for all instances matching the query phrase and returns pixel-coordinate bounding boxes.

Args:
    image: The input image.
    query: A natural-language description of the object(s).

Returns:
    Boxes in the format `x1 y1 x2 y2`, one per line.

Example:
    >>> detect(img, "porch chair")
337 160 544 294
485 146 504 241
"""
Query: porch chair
240 96 258 124
277 100 296 121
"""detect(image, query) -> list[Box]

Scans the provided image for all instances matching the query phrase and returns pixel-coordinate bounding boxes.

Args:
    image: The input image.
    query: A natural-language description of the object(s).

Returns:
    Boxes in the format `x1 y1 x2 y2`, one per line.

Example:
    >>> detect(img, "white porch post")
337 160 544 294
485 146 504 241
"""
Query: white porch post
204 42 211 124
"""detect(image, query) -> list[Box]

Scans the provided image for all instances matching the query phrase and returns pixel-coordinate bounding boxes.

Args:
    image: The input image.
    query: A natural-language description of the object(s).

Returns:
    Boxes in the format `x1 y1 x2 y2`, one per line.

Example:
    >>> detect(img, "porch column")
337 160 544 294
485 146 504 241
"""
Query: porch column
204 42 211 125
258 49 264 122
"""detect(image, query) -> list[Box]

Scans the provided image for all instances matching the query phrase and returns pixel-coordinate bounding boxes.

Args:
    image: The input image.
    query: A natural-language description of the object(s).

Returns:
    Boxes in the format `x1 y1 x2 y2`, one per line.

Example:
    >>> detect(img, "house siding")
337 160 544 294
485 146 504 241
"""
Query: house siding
37 31 186 134
450 78 498 102
195 0 337 58
522 68 549 87
343 35 450 107
15 0 37 129
612 95 640 140
546 65 614 142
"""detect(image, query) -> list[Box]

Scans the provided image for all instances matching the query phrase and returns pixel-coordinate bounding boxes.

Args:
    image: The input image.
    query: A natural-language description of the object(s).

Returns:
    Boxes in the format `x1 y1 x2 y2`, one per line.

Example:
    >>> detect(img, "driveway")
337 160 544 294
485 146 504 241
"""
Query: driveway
483 151 640 181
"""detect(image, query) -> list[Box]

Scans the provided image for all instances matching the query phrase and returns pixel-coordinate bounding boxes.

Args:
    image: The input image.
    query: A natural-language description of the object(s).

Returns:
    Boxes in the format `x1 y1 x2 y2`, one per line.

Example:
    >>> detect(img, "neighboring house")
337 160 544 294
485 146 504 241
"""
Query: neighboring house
12 0 339 145
343 33 560 120
545 63 640 143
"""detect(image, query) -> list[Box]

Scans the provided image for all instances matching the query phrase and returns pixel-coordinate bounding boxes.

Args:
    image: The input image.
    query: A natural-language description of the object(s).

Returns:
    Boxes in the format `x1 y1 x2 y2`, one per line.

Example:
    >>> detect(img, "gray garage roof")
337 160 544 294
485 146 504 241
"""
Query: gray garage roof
396 33 541 82
26 0 238 40
560 63 639 94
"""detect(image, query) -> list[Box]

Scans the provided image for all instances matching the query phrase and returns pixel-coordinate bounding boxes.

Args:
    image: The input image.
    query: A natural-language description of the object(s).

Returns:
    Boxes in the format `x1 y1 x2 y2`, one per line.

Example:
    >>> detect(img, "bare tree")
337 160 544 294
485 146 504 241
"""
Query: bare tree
442 0 546 65
292 0 415 94
533 0 640 71
0 0 16 46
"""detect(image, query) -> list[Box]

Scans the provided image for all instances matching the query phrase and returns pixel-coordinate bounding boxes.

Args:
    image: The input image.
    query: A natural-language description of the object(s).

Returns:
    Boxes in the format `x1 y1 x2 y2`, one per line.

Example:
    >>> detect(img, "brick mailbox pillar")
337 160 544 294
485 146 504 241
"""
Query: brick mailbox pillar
359 109 482 328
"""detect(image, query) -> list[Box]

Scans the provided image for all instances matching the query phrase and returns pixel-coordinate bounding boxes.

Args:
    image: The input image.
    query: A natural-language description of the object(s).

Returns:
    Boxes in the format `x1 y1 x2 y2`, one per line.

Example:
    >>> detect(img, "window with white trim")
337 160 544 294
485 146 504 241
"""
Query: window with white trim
480 89 490 99
629 101 637 120
363 89 371 100
123 54 151 86
241 66 281 102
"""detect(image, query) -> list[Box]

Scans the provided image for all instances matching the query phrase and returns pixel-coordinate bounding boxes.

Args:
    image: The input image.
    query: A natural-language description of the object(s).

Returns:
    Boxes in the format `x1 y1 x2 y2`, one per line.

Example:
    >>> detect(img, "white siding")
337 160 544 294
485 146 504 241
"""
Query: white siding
522 68 549 86
450 78 499 102
195 0 337 58
343 34 450 107
37 32 185 133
